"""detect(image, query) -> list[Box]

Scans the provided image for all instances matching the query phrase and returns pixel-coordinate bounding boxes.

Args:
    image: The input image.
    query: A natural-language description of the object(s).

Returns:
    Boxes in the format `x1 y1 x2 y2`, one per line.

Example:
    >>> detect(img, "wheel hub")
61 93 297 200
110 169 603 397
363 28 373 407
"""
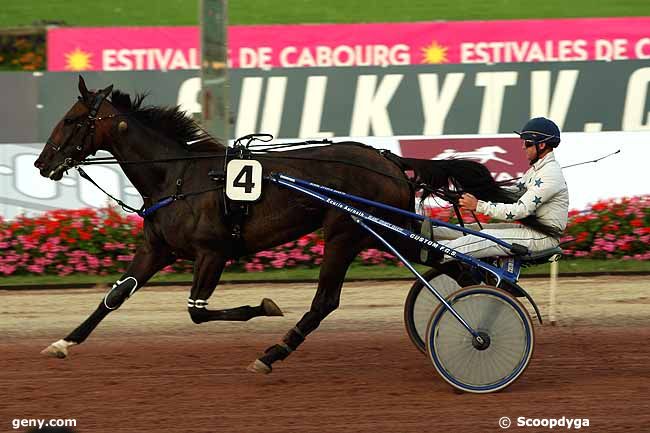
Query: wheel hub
472 331 491 351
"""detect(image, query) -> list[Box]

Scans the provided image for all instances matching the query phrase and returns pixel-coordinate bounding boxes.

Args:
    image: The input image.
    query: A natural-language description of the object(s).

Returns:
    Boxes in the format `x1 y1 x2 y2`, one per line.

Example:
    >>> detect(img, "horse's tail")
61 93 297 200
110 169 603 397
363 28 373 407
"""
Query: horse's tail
397 157 558 236
397 157 516 203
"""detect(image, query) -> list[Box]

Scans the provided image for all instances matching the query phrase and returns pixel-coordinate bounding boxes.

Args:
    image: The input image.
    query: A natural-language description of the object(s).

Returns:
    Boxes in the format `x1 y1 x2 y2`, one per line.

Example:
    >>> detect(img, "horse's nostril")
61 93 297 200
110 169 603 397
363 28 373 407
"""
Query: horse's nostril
34 160 45 169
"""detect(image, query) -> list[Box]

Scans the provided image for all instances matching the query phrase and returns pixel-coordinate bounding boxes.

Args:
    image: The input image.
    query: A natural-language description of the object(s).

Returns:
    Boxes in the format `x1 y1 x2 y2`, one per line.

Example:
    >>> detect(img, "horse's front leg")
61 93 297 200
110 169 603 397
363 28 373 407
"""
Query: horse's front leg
186 251 283 324
41 243 175 358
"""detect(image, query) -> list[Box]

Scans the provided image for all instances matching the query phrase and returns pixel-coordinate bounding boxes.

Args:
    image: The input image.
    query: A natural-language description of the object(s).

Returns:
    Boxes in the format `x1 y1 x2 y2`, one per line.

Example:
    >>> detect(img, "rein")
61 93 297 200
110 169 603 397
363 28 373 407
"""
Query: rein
68 132 462 220
77 166 225 217
74 135 447 220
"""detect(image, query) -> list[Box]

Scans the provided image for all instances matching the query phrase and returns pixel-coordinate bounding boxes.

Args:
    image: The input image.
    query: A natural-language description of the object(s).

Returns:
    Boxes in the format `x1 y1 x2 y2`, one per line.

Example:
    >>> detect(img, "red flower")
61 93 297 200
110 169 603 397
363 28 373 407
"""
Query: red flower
630 219 644 228
592 202 608 212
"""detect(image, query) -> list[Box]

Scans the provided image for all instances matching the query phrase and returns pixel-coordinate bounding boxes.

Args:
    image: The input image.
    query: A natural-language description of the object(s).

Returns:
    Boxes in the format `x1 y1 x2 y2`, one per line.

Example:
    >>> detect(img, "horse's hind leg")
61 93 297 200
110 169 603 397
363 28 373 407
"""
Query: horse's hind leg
187 252 283 324
248 229 365 374
41 243 175 358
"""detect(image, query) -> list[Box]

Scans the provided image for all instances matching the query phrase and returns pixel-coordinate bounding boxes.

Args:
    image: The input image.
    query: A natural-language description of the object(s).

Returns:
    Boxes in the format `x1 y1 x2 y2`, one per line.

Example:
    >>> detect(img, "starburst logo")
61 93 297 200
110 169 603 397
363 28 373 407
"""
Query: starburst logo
64 48 93 71
421 41 449 64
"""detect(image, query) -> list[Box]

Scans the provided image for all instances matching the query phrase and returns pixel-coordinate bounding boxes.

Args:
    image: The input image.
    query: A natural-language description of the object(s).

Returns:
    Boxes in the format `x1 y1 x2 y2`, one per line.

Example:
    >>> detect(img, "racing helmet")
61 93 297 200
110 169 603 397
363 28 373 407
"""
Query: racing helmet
514 117 561 148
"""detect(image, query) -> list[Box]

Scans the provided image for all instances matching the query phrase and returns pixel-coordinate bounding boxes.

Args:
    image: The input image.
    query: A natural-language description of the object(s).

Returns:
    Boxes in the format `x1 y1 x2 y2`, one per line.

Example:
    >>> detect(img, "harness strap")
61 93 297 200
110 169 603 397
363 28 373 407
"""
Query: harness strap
219 144 254 260
140 197 174 217
77 166 224 218
77 167 144 215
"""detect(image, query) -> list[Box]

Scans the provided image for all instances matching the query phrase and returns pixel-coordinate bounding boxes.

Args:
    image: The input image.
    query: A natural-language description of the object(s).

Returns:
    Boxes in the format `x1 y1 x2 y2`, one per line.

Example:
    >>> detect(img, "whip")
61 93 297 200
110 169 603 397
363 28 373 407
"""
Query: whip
497 149 621 185
560 149 620 170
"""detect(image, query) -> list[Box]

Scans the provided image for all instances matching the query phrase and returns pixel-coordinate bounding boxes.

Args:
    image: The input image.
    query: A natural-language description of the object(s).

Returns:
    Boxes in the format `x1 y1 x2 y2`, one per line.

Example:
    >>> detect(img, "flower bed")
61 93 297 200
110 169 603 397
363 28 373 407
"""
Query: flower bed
0 29 45 71
0 207 397 276
1 195 648 276
561 196 650 260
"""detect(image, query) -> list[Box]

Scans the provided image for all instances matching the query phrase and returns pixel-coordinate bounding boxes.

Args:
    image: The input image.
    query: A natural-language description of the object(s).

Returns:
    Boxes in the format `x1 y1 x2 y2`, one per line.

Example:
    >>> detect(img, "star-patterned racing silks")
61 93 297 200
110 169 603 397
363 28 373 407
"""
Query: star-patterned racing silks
475 151 569 237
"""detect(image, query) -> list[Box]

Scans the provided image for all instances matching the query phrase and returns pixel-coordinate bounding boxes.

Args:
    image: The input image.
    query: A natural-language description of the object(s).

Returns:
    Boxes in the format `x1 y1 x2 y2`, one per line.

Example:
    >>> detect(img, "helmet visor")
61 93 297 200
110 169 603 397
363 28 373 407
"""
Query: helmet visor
514 130 556 144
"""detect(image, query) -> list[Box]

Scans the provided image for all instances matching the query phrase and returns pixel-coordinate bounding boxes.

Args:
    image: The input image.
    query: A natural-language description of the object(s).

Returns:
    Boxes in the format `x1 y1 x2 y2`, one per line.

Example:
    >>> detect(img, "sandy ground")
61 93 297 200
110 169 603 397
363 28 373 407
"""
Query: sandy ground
0 275 648 432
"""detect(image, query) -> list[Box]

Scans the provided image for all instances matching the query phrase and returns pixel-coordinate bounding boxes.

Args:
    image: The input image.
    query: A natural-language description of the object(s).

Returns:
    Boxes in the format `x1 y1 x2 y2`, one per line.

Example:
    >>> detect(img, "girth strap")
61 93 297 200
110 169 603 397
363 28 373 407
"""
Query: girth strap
219 145 253 260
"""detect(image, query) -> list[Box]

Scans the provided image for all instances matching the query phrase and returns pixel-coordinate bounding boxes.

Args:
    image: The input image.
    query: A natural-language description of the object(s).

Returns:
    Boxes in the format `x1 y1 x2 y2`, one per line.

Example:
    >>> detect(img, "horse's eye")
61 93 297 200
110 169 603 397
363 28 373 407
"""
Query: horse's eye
63 118 74 125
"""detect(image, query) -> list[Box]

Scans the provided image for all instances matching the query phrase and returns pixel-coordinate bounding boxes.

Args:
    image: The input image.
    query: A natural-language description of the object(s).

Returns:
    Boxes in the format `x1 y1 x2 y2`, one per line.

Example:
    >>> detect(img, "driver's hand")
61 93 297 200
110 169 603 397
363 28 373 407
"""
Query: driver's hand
459 193 478 211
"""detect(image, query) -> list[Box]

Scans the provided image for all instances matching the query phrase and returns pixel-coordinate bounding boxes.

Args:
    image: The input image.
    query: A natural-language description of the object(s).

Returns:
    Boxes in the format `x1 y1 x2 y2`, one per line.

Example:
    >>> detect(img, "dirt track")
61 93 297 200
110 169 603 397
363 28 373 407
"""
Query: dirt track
1 276 649 432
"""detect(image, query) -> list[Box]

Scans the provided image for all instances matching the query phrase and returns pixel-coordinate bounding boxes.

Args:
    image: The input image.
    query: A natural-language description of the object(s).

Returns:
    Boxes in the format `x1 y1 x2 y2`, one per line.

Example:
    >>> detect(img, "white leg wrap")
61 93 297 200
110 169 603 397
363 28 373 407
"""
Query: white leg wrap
188 299 208 308
103 276 139 310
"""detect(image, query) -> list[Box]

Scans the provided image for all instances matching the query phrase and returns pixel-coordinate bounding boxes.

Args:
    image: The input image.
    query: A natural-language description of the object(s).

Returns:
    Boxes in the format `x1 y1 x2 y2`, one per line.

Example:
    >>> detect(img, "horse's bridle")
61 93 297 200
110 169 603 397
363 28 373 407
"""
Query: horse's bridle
46 91 123 172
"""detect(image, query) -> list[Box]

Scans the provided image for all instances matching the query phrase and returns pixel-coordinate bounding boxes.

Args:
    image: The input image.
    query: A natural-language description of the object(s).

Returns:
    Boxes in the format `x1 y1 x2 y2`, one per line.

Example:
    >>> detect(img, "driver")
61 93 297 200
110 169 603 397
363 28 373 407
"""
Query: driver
434 117 569 259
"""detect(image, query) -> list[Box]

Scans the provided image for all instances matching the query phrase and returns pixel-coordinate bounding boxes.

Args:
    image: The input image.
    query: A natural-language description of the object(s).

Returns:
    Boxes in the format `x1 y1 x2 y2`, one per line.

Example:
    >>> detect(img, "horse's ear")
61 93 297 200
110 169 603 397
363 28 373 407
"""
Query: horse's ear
100 84 114 98
78 75 89 100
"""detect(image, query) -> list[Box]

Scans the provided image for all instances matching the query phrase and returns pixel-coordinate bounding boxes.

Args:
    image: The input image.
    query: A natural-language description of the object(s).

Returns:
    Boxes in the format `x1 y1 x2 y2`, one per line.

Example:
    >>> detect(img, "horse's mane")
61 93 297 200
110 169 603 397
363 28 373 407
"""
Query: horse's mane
109 90 223 152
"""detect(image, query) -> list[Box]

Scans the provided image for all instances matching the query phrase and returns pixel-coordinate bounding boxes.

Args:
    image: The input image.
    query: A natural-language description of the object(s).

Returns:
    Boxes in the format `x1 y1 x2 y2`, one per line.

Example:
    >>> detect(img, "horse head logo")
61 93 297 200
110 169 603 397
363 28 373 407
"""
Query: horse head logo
433 146 513 165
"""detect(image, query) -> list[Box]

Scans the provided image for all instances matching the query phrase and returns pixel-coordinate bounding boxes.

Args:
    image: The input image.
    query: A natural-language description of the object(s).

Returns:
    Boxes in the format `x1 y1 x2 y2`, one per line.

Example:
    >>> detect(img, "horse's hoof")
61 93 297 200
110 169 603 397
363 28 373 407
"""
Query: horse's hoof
247 359 272 374
41 339 75 359
261 298 284 317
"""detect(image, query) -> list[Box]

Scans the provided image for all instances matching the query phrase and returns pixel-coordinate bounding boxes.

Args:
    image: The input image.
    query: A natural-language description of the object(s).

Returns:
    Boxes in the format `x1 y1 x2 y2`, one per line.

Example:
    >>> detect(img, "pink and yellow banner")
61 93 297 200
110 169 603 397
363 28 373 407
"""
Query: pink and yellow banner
47 26 199 71
47 17 650 71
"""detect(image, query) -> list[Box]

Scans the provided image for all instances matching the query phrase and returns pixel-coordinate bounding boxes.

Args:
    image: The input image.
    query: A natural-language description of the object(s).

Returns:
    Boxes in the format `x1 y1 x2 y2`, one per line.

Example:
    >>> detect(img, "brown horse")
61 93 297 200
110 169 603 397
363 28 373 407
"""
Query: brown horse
35 76 520 373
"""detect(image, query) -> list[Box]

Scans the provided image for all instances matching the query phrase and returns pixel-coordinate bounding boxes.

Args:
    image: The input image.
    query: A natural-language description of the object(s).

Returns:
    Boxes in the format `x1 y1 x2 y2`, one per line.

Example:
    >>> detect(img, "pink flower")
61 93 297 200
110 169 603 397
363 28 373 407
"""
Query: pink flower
309 245 325 255
0 265 17 275
27 264 44 274
245 262 264 272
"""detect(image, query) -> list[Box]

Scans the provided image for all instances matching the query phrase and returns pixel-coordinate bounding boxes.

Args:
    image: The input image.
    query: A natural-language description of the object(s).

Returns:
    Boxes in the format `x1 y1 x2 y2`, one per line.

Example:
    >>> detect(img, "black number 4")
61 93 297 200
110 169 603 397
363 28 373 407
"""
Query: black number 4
233 165 255 193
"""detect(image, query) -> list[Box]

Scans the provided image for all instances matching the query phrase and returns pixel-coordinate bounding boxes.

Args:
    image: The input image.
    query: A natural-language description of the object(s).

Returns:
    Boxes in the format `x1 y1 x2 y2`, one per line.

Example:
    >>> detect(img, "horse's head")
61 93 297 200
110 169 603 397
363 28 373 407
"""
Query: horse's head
34 76 116 180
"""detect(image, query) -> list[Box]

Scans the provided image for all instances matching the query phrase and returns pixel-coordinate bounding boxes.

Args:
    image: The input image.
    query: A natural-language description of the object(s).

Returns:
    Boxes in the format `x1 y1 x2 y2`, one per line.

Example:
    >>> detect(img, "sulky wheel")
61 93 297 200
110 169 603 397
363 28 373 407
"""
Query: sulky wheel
426 285 535 393
403 269 462 353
